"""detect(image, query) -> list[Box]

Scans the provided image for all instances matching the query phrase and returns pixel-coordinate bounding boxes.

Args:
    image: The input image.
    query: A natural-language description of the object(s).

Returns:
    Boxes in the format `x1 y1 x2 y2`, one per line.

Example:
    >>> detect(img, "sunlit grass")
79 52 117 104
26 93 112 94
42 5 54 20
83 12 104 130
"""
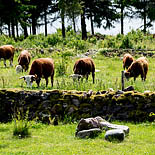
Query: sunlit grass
0 53 154 92
0 121 155 154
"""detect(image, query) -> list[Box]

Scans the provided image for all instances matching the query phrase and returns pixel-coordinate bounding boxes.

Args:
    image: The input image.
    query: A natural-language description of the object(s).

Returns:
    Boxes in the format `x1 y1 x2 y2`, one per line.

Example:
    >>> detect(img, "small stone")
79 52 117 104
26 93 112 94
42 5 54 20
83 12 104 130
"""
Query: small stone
72 99 80 107
76 128 102 138
40 49 44 54
105 129 125 142
144 90 151 94
124 86 134 91
49 47 54 53
87 90 93 97
107 88 114 92
116 90 124 94
96 91 101 95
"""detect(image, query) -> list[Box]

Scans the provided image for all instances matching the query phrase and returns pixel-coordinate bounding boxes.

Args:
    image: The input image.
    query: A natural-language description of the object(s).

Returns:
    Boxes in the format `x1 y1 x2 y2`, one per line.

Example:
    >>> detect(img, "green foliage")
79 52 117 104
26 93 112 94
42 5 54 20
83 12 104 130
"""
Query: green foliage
120 35 133 49
55 56 69 77
0 35 16 46
13 109 31 138
46 34 62 46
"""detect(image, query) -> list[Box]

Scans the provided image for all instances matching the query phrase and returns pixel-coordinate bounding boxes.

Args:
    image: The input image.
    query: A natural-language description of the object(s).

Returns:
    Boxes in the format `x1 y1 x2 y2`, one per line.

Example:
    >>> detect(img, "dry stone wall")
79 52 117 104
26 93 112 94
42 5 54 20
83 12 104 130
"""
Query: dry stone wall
0 89 155 123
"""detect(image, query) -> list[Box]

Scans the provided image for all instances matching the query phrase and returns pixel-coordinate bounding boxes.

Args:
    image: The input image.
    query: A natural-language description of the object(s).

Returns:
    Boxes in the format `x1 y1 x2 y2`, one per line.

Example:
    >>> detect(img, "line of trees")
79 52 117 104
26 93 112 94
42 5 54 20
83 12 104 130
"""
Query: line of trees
0 0 154 40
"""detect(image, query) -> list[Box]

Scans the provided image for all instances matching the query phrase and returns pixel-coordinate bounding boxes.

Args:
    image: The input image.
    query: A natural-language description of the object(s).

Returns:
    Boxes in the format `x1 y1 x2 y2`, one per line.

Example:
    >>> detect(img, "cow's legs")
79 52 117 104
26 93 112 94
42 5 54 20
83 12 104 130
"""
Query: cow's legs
10 60 13 67
45 78 48 87
36 78 41 87
51 74 54 87
92 72 95 84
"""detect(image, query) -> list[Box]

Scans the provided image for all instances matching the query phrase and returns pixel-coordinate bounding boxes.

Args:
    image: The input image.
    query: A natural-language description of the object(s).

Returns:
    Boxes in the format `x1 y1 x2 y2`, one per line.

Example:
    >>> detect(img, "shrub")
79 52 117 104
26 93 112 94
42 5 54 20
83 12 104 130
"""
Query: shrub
55 57 68 77
46 34 62 46
120 36 133 49
0 35 15 45
13 109 31 138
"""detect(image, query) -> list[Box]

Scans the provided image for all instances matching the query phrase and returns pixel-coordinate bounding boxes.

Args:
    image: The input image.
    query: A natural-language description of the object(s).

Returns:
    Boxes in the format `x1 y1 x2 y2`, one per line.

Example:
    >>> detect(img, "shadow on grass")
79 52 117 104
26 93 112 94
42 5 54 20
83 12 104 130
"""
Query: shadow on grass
0 144 8 149
0 128 9 132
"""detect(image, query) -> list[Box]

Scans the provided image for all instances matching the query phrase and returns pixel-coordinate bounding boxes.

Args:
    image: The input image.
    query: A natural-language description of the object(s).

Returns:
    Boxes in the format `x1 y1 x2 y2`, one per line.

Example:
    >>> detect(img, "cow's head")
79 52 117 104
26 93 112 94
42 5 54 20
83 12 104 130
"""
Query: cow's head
69 74 83 80
16 65 23 73
124 71 130 80
19 75 36 87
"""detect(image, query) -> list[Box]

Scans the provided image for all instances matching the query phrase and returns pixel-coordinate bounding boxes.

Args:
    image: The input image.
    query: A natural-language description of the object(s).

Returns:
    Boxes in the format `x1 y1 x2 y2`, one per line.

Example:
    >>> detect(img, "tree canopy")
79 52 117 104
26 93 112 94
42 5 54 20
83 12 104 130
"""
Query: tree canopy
0 0 154 39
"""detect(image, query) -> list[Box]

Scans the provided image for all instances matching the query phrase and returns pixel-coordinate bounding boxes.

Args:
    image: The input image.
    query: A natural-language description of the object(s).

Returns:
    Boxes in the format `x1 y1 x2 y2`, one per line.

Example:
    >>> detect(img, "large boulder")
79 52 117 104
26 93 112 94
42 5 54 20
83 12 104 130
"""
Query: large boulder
76 128 102 138
105 129 125 142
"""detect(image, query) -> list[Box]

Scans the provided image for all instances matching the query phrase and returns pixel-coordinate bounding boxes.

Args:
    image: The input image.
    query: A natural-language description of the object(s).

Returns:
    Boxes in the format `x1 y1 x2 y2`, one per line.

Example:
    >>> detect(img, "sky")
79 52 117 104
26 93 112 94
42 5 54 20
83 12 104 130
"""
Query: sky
37 17 155 36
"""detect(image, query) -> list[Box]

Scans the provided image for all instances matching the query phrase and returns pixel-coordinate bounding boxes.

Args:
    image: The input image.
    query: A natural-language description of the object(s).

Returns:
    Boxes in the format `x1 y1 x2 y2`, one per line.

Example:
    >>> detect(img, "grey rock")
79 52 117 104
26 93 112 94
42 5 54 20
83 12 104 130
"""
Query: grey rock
96 91 101 95
87 90 93 97
72 99 80 107
76 117 101 132
49 47 54 53
124 86 134 91
76 128 102 138
116 90 124 94
105 129 125 142
100 121 129 135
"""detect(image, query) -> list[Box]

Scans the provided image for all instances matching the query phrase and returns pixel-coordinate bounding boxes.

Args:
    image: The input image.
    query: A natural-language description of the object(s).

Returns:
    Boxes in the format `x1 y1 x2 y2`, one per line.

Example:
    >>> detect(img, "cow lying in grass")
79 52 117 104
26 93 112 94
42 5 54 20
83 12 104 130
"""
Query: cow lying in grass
124 57 148 81
73 57 95 83
0 45 15 67
123 53 134 70
20 58 54 87
18 50 31 72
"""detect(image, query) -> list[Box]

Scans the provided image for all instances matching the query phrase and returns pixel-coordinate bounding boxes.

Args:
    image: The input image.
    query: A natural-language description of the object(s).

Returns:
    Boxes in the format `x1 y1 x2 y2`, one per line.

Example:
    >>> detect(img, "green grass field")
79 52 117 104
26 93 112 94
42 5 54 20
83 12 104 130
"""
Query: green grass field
0 121 155 154
0 31 155 154
0 51 154 92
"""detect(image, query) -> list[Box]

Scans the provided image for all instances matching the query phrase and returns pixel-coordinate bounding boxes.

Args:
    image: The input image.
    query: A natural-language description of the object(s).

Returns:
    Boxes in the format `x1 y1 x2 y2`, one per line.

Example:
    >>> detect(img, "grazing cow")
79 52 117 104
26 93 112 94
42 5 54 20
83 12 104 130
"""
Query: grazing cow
18 50 31 72
124 57 148 81
20 58 54 87
0 45 15 67
73 57 95 83
123 53 134 70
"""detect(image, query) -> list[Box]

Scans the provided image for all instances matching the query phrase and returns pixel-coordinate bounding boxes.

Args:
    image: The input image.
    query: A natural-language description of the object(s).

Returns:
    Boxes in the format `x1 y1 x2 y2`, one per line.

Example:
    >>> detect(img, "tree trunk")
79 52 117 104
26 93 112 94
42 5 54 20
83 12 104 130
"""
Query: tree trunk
61 12 65 38
23 26 28 39
30 26 32 35
44 9 47 36
32 16 36 35
16 21 19 38
81 8 87 40
8 22 11 37
72 12 76 33
90 11 94 35
121 3 124 35
143 2 147 34
11 19 15 38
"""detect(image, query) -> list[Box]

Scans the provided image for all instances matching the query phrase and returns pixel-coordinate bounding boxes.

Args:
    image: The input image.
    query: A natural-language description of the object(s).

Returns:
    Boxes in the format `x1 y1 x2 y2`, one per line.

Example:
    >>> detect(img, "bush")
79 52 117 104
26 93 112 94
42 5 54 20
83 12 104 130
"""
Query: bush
13 109 31 138
46 34 62 46
0 35 15 45
120 36 133 49
55 56 68 77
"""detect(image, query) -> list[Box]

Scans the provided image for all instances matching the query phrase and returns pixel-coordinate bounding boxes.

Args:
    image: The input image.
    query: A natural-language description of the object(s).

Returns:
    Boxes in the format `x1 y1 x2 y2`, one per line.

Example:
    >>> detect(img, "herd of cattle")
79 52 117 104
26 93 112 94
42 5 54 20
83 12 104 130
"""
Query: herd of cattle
0 45 149 88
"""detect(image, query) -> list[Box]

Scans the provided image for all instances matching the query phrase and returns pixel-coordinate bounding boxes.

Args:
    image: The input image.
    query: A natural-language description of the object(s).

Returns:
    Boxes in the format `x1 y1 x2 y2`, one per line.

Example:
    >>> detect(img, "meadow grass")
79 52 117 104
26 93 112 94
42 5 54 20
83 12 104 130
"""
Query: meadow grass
0 51 154 92
0 121 155 154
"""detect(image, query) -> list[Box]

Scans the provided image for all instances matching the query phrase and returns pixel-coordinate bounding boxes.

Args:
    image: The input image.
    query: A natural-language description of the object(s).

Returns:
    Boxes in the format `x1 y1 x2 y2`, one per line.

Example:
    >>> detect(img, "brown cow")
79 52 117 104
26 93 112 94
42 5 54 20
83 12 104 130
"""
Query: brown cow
20 58 54 87
73 57 95 83
123 53 134 70
124 57 148 81
0 45 15 67
18 50 31 72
